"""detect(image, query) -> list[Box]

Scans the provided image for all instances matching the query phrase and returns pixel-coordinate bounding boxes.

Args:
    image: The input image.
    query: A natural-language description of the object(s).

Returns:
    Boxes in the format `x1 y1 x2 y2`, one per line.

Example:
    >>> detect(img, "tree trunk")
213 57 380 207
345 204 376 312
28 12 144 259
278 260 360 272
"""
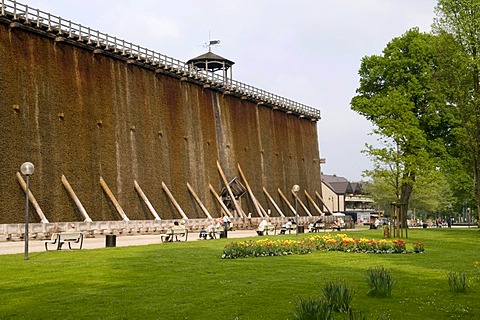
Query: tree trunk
399 180 414 238
472 56 480 228
475 157 480 227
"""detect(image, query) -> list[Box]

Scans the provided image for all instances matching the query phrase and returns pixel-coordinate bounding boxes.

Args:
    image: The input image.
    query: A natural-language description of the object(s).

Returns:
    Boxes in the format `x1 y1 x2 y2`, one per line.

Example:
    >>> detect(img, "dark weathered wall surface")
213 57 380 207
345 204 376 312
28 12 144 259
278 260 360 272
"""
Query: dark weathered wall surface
0 23 322 223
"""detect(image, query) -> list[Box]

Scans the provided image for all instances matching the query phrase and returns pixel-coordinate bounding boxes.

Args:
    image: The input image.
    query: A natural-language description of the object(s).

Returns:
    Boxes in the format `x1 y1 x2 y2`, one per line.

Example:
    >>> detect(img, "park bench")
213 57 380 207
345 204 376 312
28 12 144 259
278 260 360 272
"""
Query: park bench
265 224 276 235
326 223 342 232
280 224 299 234
43 232 84 251
257 224 276 236
160 228 188 242
287 224 299 234
210 227 227 239
310 223 324 232
279 223 298 234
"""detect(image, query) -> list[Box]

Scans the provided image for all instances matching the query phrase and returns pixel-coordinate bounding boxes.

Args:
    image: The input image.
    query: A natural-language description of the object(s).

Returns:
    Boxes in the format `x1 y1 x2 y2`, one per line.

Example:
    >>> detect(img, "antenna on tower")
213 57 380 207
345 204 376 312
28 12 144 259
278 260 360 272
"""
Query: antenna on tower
204 31 220 52
208 39 221 52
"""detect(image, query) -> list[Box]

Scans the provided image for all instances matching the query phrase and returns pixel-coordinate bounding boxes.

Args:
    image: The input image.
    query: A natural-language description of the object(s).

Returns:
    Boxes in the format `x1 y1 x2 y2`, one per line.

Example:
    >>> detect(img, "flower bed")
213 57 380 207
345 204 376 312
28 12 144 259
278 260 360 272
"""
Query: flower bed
222 234 425 259
413 241 425 253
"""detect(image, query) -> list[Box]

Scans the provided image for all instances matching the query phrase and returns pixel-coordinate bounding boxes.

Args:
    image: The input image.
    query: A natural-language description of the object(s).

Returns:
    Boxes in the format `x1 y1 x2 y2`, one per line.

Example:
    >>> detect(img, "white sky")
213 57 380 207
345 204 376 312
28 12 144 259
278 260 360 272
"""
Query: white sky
23 0 438 181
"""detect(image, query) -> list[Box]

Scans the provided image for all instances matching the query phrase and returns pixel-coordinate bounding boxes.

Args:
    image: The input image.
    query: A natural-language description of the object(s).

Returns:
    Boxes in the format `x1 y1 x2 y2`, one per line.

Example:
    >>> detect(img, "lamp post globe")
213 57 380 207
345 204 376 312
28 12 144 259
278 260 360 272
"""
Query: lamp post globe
21 162 35 176
21 162 34 260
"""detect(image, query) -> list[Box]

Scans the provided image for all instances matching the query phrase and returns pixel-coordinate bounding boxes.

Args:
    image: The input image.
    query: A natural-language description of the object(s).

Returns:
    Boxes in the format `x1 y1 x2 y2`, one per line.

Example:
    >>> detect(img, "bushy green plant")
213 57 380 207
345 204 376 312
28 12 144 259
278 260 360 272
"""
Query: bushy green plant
324 238 341 251
342 310 369 320
322 280 354 313
413 241 425 253
376 239 392 253
292 298 333 320
392 240 406 253
365 266 395 298
339 238 356 252
355 238 376 253
447 271 468 293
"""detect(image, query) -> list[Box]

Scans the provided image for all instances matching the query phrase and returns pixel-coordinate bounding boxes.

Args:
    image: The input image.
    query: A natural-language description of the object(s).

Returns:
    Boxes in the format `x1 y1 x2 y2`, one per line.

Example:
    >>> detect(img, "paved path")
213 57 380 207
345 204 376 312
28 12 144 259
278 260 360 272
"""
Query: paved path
0 230 259 255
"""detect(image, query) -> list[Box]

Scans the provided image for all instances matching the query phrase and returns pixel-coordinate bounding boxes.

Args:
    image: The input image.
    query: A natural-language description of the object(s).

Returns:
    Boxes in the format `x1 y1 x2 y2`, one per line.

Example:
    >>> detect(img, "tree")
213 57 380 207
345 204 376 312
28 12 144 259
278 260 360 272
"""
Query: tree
409 170 453 216
351 28 447 237
364 163 453 221
433 0 480 226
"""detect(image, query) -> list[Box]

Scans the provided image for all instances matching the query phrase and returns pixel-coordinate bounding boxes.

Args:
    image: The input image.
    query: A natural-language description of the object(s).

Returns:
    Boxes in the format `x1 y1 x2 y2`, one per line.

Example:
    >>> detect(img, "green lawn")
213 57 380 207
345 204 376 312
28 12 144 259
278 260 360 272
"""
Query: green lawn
1 229 479 319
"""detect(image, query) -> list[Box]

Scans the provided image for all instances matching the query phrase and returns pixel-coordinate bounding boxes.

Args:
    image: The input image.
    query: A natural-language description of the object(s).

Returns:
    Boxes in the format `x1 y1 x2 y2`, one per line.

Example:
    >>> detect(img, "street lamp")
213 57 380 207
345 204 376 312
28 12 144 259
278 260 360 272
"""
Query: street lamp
292 185 300 236
21 162 35 260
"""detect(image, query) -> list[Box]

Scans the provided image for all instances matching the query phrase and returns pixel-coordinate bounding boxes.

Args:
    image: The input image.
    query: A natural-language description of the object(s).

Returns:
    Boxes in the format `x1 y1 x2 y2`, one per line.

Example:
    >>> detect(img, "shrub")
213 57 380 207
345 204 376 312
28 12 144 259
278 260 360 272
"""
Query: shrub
376 239 392 253
322 280 354 313
412 241 425 253
355 238 376 253
365 266 395 298
447 271 468 293
339 237 356 252
324 238 340 251
392 240 406 253
292 297 333 320
345 309 369 320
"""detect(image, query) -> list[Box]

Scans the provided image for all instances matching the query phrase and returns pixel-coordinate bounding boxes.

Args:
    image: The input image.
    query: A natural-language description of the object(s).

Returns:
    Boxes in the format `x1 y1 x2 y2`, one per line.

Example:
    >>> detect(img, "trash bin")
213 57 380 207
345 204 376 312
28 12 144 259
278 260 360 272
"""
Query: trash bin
218 231 226 238
422 223 427 229
106 234 116 247
297 225 305 234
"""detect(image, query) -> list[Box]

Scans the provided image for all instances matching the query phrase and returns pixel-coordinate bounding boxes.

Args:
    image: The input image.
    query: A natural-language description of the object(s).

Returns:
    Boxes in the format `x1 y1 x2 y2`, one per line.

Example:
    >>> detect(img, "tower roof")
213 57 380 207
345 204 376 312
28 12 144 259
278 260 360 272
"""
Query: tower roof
187 51 235 72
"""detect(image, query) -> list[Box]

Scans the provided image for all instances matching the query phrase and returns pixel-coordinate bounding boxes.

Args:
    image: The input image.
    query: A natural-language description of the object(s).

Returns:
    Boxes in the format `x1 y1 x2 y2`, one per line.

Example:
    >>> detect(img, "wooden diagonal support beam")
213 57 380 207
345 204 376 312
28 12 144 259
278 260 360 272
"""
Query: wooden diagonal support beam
134 180 161 220
162 181 189 220
292 190 312 217
315 191 334 215
209 183 233 218
256 199 268 217
216 161 245 218
304 190 324 216
100 177 130 221
278 188 297 216
62 175 92 222
237 164 263 217
16 172 49 223
263 187 285 217
187 182 213 219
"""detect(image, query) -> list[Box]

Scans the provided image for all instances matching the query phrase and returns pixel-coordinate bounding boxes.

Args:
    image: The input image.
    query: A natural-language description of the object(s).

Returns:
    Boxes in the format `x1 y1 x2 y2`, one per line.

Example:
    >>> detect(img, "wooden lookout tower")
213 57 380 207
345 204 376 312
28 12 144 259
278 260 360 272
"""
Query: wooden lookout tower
187 41 234 85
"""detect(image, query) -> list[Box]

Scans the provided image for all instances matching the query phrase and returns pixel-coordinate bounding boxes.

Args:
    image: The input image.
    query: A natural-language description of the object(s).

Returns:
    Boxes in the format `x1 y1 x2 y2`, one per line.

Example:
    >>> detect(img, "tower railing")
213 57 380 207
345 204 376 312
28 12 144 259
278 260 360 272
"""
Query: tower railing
0 0 321 120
